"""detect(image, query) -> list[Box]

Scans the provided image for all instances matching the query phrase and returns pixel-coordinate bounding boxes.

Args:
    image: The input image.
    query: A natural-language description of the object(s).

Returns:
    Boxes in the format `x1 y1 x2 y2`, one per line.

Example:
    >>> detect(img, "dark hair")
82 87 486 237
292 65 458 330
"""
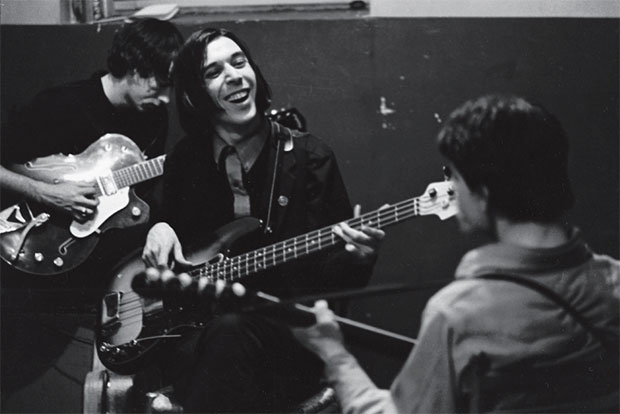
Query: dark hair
107 18 183 85
438 94 574 222
173 28 272 135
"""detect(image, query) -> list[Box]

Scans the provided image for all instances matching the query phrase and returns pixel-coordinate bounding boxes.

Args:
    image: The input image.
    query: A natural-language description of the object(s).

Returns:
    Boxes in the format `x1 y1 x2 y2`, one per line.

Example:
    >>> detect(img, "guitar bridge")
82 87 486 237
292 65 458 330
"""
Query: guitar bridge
8 212 50 262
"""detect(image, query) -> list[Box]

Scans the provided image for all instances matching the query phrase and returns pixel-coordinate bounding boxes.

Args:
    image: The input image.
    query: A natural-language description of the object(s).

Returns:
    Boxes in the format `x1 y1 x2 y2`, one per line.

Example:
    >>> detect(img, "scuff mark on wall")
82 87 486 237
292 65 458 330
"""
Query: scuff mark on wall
379 96 396 130
379 96 396 116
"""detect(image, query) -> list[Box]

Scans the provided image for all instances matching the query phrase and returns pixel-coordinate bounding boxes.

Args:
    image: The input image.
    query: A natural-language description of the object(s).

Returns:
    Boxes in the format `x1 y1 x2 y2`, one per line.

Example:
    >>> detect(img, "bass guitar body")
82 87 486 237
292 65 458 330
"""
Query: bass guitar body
97 217 262 374
0 134 151 275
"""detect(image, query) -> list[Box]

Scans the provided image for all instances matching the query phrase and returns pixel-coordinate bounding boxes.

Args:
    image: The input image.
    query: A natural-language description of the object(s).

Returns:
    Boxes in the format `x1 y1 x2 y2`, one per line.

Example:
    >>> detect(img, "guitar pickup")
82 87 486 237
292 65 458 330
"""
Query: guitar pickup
101 292 121 327
97 171 118 196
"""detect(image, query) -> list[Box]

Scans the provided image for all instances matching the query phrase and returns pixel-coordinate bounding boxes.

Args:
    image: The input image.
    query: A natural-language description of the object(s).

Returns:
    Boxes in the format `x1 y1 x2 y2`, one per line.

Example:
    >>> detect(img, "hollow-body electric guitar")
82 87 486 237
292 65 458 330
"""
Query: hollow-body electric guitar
96 181 457 373
0 134 165 275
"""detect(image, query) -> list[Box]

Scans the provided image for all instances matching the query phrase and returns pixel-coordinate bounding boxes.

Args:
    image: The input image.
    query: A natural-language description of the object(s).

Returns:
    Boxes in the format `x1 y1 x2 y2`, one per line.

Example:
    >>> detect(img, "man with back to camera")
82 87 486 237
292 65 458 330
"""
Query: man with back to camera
292 94 620 413
0 18 183 411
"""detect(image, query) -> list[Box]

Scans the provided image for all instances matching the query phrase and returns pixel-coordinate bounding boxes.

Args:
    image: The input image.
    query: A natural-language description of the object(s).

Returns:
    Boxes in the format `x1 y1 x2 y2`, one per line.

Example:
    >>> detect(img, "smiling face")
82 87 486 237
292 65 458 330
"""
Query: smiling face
202 36 258 129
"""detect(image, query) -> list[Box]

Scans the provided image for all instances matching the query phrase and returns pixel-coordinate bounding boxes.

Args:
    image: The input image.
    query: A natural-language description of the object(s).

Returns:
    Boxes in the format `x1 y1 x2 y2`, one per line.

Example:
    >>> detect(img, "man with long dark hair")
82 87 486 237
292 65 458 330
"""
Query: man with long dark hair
142 28 384 412
293 95 619 413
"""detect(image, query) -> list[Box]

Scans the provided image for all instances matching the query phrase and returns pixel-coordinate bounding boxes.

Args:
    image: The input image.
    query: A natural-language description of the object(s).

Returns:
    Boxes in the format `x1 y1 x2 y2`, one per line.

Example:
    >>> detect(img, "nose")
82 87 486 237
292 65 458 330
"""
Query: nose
157 94 170 104
224 64 242 83
156 88 171 105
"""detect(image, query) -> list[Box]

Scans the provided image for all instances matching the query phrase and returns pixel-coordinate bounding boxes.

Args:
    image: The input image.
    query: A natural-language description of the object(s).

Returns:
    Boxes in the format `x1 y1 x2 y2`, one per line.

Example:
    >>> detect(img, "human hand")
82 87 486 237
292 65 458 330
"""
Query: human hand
332 204 386 265
142 222 193 268
37 181 99 222
291 300 348 363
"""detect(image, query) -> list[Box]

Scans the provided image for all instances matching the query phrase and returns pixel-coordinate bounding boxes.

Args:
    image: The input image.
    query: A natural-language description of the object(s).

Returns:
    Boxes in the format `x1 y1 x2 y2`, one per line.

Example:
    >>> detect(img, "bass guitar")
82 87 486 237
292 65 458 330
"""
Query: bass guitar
96 181 457 374
0 133 165 275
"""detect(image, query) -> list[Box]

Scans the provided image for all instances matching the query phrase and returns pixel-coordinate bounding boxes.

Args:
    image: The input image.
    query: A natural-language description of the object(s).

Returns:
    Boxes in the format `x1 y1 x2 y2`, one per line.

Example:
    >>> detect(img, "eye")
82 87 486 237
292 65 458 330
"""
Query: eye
232 57 247 69
204 67 222 79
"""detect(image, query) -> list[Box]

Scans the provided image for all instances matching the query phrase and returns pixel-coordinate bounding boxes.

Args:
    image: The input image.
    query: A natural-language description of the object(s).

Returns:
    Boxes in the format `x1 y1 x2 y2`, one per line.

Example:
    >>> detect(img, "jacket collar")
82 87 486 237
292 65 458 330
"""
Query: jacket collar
455 227 593 278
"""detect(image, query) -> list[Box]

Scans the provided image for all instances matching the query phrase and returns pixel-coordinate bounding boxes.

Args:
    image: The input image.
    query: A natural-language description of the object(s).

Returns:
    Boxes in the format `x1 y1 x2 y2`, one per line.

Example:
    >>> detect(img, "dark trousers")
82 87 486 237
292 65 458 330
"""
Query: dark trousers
162 313 324 413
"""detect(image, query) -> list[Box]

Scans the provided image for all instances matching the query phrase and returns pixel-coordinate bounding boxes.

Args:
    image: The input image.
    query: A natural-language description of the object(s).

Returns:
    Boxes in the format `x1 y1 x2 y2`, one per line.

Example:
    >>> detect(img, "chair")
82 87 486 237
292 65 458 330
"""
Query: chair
460 352 620 413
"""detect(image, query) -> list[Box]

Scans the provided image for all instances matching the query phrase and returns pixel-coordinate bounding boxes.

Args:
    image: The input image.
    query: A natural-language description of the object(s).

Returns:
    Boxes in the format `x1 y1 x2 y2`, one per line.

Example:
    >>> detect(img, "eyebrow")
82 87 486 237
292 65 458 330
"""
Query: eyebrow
203 51 247 71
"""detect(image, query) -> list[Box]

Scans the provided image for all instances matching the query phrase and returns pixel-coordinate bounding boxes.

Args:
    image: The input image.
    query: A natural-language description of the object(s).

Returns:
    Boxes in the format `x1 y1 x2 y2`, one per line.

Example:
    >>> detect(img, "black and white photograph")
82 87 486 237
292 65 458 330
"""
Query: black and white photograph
1 1 618 413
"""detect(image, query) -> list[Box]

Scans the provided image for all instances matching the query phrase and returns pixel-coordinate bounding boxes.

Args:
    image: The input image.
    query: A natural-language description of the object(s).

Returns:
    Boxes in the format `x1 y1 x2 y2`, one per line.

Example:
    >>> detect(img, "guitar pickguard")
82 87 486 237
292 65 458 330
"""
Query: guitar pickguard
70 188 130 238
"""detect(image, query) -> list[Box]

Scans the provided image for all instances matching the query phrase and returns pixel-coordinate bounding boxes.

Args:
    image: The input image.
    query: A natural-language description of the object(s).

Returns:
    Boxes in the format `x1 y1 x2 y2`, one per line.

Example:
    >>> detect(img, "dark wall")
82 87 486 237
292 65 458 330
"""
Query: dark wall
2 18 618 389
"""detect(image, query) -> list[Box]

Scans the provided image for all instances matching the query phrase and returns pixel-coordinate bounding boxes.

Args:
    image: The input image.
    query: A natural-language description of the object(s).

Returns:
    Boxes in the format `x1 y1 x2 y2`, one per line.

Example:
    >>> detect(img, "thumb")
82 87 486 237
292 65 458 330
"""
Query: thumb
173 242 193 266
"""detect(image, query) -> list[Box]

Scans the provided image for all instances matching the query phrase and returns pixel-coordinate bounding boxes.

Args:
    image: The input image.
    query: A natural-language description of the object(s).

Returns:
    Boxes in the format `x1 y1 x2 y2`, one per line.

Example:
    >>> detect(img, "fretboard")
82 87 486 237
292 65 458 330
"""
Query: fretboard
190 191 451 282
112 155 166 189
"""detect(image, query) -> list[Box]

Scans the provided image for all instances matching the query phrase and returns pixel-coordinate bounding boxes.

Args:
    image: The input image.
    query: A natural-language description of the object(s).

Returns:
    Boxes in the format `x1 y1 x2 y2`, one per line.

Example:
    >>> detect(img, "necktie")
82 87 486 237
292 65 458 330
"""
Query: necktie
219 146 251 218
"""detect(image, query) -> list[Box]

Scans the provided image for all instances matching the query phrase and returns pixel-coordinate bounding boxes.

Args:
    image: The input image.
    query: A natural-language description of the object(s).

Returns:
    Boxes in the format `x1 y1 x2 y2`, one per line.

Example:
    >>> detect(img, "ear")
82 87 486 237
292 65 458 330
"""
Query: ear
472 184 490 212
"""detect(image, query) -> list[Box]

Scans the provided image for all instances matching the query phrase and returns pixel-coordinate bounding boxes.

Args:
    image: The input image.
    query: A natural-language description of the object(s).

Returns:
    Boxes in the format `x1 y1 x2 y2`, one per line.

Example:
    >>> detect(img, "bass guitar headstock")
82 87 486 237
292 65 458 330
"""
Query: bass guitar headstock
132 267 248 309
417 181 458 221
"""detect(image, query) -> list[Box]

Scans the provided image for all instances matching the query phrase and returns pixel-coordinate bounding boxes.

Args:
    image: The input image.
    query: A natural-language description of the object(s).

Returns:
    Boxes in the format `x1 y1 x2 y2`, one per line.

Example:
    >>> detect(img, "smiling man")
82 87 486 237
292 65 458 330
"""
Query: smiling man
141 28 385 413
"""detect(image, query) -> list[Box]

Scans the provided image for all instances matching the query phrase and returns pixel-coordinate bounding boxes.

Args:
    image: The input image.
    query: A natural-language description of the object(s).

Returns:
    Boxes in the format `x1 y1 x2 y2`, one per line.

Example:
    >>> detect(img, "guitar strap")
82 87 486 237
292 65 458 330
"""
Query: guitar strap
475 273 619 353
263 121 294 234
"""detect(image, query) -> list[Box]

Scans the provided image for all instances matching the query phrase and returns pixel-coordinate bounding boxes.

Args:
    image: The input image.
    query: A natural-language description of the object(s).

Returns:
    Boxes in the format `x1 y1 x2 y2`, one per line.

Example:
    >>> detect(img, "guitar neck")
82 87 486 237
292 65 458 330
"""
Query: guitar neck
190 194 435 282
111 155 166 189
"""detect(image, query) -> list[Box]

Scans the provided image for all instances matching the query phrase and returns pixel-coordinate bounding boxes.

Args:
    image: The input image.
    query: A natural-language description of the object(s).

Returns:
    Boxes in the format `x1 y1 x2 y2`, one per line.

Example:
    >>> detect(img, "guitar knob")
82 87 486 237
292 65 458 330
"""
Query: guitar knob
131 206 142 217
34 252 44 262
428 188 437 198
53 257 64 267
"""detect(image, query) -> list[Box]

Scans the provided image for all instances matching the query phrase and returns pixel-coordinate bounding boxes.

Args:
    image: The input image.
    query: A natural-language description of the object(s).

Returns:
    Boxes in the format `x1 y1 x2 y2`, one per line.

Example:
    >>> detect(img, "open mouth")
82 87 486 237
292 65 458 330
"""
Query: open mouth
225 89 250 104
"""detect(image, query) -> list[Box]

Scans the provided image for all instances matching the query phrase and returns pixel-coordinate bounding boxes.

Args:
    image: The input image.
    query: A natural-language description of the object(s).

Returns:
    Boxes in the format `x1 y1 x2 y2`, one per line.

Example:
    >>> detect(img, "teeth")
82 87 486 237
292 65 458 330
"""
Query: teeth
227 91 248 101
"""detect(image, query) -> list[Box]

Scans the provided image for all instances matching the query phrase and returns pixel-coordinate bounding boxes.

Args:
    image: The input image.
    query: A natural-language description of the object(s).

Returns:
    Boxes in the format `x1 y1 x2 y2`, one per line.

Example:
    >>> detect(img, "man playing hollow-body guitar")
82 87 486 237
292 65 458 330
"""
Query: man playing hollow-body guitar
0 19 183 411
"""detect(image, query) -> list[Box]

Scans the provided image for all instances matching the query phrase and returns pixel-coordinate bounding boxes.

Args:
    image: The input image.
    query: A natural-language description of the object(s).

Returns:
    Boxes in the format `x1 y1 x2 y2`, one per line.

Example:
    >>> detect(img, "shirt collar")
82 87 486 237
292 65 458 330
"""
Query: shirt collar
455 227 593 279
213 127 268 173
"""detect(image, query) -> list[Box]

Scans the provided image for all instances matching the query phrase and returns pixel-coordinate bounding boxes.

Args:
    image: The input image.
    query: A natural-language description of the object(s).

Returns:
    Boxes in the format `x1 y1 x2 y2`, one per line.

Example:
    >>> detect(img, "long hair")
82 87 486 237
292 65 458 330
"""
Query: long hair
107 18 183 85
173 28 272 136
438 94 575 222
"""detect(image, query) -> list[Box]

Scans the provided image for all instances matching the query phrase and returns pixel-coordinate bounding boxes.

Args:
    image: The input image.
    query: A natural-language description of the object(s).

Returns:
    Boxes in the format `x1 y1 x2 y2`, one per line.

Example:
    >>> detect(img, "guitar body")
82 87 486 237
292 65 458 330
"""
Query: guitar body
0 134 151 275
97 217 263 374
